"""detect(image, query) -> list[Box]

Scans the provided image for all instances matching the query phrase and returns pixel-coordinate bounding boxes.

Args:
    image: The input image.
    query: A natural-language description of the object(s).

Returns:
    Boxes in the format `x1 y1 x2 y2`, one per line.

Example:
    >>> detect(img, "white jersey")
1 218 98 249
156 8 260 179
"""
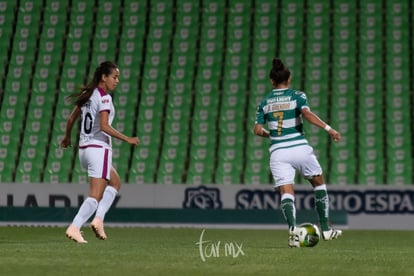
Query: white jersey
79 87 114 148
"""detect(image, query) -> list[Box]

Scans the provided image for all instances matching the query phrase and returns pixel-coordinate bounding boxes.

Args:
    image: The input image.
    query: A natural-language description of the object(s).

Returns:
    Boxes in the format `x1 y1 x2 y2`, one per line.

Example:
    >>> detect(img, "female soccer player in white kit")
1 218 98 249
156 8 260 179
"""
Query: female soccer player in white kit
253 58 342 247
61 61 139 243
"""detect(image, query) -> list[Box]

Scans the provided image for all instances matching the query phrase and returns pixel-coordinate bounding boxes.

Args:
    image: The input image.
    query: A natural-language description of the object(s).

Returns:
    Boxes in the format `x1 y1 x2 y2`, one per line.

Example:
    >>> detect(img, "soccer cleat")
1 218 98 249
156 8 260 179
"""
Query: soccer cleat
66 225 88 244
322 228 343 241
288 226 302 248
90 217 107 240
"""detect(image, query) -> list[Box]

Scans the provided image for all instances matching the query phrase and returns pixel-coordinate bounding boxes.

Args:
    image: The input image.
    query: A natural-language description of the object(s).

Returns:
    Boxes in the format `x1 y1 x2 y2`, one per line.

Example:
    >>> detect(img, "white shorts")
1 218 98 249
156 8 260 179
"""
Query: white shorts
270 144 322 187
79 146 112 180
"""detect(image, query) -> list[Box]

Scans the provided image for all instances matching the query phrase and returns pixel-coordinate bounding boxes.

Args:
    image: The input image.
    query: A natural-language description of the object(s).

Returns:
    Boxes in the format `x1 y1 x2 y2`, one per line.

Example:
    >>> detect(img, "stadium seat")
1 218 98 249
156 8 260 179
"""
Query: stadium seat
129 164 155 184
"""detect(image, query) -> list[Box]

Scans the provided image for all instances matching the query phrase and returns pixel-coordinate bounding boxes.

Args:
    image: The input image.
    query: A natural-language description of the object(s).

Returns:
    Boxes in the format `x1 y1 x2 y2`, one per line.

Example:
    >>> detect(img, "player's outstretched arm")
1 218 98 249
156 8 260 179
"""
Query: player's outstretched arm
301 108 341 142
99 111 140 145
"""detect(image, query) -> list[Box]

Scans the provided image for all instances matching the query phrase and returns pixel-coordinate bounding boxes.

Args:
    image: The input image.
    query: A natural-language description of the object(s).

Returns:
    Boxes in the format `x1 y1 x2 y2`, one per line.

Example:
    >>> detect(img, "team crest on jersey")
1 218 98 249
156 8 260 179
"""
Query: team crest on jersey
102 98 110 104
295 91 307 100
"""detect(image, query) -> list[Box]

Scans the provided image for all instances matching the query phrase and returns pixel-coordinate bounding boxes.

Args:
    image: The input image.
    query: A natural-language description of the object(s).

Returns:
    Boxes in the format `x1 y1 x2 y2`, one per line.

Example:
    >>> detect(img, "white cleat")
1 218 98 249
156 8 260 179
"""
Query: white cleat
66 225 88 244
322 229 343 241
90 217 107 240
288 226 302 248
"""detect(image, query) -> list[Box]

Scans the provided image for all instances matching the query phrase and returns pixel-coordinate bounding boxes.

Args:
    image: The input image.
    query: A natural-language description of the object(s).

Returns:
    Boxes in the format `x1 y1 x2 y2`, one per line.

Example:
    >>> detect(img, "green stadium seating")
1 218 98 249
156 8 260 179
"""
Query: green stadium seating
71 156 88 184
329 0 358 185
277 0 305 87
89 1 120 66
129 139 158 184
0 0 412 186
1 1 43 182
0 1 17 70
111 0 147 183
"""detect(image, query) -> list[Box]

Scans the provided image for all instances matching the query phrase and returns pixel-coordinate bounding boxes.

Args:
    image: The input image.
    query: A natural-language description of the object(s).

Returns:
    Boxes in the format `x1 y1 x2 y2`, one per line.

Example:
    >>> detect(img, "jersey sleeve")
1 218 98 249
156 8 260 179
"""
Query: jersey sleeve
255 102 266 125
295 91 309 111
99 94 112 113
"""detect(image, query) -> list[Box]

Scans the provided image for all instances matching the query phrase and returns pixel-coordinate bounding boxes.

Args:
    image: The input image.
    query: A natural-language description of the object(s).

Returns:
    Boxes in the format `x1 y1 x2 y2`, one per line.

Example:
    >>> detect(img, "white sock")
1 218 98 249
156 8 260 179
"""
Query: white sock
281 193 295 201
95 186 118 220
72 197 98 229
314 184 327 191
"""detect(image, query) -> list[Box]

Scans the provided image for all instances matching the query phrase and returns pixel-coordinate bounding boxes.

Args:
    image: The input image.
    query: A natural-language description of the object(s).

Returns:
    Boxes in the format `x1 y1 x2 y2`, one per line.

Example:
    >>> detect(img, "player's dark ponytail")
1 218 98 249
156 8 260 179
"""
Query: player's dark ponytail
68 61 118 107
269 58 291 85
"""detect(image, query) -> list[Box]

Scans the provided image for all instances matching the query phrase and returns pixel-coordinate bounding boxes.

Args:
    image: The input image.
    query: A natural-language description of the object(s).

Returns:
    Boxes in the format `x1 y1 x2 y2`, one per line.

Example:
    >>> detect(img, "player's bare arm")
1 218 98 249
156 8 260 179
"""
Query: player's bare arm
253 123 270 138
99 111 140 145
301 108 341 142
60 106 81 148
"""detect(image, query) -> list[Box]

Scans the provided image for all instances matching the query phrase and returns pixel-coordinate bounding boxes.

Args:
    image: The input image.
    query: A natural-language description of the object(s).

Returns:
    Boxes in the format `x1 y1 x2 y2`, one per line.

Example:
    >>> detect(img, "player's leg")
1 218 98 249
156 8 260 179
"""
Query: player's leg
94 167 119 219
308 176 342 240
66 147 108 243
279 184 296 229
308 175 329 230
270 149 300 247
298 144 342 241
66 177 107 243
91 166 120 240
278 184 302 247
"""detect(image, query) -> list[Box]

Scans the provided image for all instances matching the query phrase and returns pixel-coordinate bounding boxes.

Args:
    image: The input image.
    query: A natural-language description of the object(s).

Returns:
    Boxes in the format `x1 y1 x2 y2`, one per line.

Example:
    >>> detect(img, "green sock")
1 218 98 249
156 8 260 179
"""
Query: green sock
281 198 296 228
315 189 330 231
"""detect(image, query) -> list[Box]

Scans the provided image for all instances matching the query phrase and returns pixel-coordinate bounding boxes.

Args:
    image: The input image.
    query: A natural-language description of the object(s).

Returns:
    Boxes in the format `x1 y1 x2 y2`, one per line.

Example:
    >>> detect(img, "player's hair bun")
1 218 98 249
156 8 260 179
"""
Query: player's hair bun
269 57 291 85
272 58 284 71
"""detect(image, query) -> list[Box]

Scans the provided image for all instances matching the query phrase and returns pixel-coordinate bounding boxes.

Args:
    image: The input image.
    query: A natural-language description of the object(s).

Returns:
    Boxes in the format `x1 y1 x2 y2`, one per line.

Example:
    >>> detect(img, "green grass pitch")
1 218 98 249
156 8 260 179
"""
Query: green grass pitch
0 226 413 276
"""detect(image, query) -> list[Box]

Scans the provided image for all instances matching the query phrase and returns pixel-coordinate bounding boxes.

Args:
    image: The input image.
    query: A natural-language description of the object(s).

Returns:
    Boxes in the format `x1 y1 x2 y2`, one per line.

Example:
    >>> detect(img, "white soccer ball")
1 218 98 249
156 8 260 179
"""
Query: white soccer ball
298 223 321 247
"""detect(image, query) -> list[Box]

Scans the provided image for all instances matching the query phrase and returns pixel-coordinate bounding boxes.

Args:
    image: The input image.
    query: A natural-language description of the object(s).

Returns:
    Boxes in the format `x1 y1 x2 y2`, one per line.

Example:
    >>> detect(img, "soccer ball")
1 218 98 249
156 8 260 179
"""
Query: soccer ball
298 223 320 247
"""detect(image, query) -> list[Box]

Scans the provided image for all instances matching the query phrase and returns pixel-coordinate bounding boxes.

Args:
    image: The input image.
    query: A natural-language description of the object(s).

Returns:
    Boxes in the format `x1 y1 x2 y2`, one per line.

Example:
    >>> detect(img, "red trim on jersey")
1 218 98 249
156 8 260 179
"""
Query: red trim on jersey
102 148 109 179
97 87 107 96
79 144 103 149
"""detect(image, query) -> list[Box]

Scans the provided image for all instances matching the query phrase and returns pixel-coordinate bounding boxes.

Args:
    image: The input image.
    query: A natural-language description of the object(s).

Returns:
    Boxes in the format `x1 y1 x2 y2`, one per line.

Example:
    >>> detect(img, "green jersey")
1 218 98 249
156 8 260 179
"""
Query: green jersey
255 88 310 153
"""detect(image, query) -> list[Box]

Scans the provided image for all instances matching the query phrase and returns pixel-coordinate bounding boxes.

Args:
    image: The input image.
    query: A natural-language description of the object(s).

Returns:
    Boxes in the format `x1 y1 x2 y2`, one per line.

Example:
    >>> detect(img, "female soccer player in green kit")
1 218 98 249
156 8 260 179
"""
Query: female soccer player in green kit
253 58 342 247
